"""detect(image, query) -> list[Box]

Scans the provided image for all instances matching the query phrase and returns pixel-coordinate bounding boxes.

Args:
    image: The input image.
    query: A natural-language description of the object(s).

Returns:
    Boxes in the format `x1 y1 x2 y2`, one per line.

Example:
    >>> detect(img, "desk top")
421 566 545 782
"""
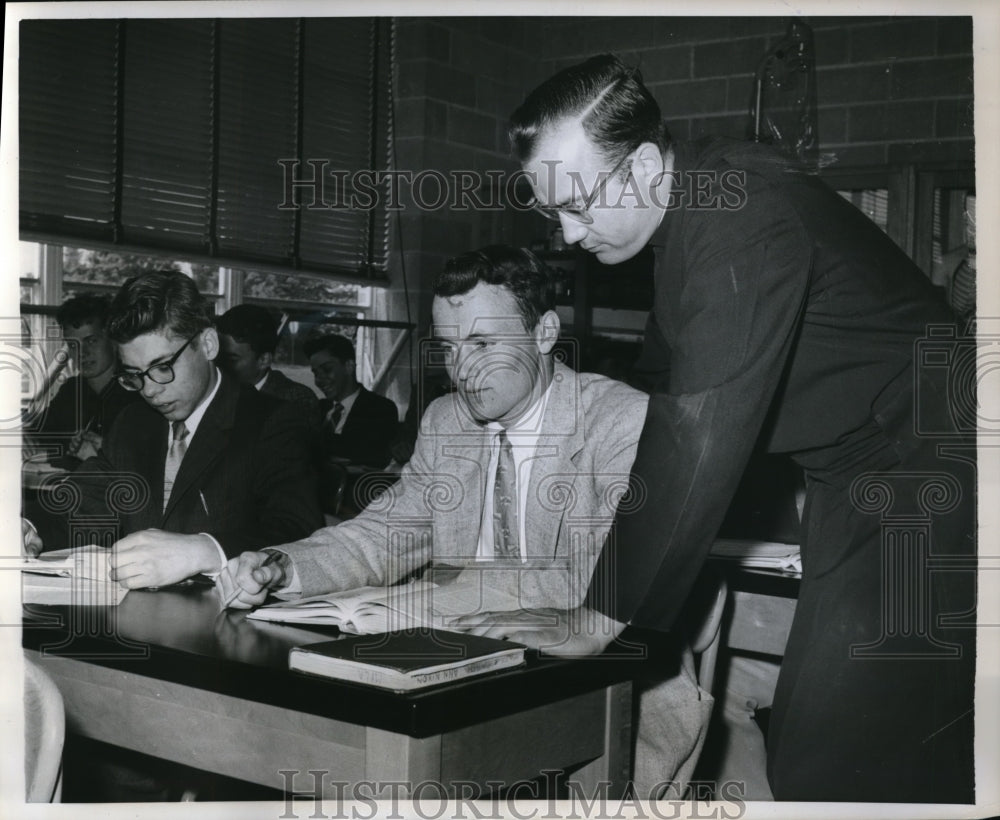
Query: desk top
23 584 646 738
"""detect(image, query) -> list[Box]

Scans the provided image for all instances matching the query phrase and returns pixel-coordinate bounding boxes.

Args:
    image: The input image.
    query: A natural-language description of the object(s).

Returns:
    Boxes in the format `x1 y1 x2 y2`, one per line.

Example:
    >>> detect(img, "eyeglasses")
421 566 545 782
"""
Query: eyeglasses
528 151 634 224
116 334 198 392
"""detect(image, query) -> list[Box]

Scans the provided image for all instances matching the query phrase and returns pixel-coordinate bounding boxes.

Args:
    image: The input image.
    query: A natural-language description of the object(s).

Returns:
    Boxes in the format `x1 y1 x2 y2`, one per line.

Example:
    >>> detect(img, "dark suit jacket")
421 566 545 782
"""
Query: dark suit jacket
33 375 140 439
583 138 975 802
319 387 398 468
589 136 966 629
261 370 320 422
32 373 323 556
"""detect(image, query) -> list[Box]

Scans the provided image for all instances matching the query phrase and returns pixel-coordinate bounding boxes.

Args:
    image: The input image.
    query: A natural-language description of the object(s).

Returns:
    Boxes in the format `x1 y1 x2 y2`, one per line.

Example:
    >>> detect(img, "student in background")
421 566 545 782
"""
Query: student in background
23 271 324 803
305 333 398 469
25 270 323 586
216 303 320 429
29 293 140 464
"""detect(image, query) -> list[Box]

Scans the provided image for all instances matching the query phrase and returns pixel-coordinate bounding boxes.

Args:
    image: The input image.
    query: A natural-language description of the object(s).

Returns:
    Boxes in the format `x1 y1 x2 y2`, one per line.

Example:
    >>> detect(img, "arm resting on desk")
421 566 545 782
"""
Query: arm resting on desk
109 530 224 589
457 605 626 657
218 549 291 609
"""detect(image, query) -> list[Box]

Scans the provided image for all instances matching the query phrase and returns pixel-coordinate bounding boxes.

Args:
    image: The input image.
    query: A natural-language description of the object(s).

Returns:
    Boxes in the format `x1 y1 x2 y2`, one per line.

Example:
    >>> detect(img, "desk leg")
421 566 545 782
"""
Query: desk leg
565 681 632 799
363 727 442 797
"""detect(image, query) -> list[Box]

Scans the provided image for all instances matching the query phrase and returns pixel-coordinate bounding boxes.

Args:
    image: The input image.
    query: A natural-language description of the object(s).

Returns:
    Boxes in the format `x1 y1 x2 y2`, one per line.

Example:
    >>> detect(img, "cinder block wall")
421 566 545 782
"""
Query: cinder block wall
529 16 974 168
388 17 537 404
388 15 975 398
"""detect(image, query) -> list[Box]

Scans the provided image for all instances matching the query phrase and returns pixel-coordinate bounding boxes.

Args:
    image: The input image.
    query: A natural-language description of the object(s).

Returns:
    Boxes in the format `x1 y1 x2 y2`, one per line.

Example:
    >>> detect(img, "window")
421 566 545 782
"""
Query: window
241 269 370 311
61 249 223 303
19 242 41 306
837 189 889 235
238 267 375 382
19 17 393 282
19 242 379 392
824 163 975 279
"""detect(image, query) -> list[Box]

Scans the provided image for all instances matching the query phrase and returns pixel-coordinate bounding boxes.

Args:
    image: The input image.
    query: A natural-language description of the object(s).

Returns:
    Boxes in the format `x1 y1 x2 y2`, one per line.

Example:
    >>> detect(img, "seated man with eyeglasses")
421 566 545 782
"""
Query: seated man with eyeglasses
23 270 324 590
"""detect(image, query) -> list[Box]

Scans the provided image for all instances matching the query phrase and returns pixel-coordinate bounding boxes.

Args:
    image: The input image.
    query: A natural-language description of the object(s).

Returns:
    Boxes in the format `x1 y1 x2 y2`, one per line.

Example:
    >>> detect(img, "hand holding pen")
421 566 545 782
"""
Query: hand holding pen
217 550 286 609
69 416 102 460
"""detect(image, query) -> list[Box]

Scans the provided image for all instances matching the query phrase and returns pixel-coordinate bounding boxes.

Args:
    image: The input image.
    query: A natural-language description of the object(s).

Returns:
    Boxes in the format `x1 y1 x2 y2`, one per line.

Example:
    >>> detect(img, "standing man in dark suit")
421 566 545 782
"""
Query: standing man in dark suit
305 334 398 469
468 55 976 804
25 270 323 589
216 303 320 429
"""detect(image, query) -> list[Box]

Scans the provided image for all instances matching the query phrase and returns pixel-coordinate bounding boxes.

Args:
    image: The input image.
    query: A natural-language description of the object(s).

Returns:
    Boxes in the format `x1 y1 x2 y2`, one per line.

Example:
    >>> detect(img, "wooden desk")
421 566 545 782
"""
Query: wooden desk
23 585 637 798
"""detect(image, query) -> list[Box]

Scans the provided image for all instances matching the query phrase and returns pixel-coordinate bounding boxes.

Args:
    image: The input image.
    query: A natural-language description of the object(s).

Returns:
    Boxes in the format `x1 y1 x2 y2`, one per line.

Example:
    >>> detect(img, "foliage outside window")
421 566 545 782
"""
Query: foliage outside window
21 242 373 371
62 248 221 297
242 269 370 309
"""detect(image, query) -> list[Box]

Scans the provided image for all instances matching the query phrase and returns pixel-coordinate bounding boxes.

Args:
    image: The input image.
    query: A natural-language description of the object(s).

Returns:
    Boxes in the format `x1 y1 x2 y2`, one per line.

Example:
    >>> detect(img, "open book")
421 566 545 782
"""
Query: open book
17 546 128 606
247 573 526 635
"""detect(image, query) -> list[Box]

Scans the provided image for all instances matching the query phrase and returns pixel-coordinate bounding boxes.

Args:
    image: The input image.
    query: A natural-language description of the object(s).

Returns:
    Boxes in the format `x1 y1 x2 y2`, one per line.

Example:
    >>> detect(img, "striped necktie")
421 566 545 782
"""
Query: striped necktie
163 421 189 511
327 401 344 433
493 430 519 559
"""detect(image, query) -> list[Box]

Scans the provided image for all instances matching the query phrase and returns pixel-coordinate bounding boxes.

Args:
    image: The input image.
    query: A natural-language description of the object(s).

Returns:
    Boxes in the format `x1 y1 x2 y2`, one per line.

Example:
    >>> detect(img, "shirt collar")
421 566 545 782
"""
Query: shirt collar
336 387 360 410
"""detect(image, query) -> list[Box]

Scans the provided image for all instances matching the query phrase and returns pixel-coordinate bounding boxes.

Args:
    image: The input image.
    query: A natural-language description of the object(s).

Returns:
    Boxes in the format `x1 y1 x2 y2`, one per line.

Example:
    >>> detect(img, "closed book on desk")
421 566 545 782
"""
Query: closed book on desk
289 629 526 692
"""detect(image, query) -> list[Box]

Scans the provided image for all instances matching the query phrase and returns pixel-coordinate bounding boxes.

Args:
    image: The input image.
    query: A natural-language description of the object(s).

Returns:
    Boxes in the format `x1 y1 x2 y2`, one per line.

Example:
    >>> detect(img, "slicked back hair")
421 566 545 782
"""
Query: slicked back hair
510 54 671 168
434 245 555 332
106 270 214 345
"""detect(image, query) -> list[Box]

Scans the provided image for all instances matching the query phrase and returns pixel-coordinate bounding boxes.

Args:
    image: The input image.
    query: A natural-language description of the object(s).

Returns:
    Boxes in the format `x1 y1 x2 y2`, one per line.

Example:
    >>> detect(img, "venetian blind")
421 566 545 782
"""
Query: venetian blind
19 17 392 282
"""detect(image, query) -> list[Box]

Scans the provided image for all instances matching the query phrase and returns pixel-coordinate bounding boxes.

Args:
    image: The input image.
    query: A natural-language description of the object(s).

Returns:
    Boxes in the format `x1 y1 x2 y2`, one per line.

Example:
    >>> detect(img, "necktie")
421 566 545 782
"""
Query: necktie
327 401 344 433
163 421 189 511
493 430 519 559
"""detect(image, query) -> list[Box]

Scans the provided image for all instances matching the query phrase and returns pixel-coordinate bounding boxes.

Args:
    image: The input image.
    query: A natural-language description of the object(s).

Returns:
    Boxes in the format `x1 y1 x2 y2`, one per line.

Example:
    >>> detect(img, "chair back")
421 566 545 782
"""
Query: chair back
24 655 65 802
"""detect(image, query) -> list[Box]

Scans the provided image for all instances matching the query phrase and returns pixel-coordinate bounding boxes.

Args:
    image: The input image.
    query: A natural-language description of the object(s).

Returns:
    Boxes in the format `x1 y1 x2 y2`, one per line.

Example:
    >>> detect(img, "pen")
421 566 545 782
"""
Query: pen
199 491 209 516
219 550 283 609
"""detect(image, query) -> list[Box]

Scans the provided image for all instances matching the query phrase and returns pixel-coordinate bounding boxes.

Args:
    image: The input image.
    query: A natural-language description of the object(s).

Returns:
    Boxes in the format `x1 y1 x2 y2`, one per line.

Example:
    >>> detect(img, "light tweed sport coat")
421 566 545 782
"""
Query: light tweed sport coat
272 361 649 611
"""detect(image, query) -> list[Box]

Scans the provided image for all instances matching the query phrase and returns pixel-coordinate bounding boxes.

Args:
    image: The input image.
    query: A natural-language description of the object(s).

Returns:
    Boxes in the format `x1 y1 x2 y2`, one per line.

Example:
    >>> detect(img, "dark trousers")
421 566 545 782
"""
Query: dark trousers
767 431 976 802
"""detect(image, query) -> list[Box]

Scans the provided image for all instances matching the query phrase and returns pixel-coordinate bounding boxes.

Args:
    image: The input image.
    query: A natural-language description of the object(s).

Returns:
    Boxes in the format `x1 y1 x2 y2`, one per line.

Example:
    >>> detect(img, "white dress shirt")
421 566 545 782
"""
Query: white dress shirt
475 381 554 563
166 369 226 573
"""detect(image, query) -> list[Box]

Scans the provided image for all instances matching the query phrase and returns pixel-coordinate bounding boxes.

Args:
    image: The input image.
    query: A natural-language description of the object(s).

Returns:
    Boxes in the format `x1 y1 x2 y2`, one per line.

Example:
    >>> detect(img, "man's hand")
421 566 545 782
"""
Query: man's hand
68 430 102 461
217 551 288 609
452 606 626 657
110 529 222 589
22 518 43 557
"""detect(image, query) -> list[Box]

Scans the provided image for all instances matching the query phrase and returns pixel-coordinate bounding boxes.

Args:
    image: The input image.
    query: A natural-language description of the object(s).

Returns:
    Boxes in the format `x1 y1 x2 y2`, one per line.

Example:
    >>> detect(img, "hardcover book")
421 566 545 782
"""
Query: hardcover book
288 629 526 692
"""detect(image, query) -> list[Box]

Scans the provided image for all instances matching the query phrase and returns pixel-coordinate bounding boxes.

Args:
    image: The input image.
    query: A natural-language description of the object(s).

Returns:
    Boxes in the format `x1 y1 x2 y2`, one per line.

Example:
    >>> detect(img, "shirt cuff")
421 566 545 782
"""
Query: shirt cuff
199 533 227 577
